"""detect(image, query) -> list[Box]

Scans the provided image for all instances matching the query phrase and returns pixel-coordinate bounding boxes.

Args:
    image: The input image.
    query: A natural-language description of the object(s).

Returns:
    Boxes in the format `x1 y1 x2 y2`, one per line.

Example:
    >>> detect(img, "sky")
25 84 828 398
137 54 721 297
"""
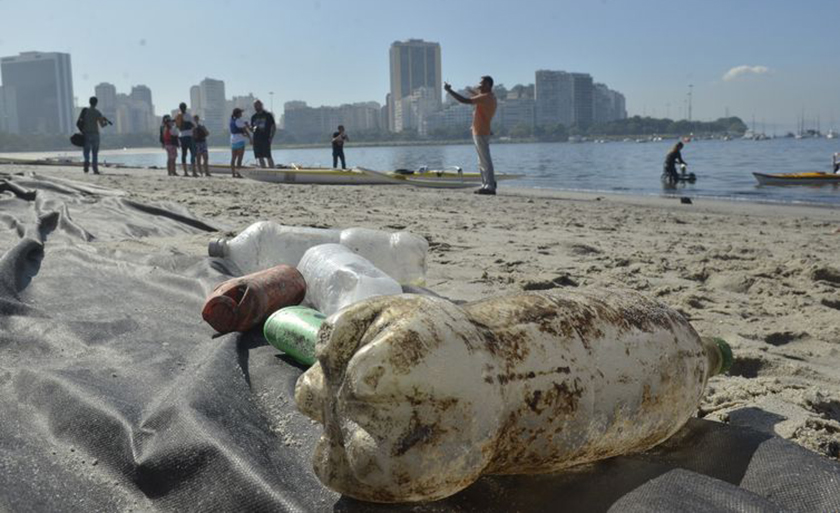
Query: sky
1 0 838 132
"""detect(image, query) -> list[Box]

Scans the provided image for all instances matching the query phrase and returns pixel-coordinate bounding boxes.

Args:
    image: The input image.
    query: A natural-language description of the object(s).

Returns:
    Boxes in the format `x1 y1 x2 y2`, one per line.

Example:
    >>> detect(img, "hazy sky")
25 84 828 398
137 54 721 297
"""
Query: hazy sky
1 0 838 131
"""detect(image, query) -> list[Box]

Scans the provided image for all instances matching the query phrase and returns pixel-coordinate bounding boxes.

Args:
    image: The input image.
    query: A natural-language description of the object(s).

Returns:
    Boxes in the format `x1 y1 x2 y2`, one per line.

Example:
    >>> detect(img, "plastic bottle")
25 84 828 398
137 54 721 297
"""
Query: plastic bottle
263 306 325 366
339 228 428 286
208 222 340 274
201 264 306 334
294 288 733 503
208 222 428 285
297 243 403 316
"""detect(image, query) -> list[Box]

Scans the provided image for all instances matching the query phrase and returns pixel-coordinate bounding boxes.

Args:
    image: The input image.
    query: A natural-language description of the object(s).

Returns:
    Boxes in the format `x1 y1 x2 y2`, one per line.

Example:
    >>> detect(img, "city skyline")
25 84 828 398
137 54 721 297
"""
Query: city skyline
0 1 837 133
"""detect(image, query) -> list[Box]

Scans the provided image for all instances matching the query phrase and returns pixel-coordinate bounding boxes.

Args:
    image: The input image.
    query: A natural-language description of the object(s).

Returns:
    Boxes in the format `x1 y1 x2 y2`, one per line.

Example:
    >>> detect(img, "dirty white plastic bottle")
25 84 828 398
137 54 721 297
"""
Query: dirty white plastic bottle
339 228 428 286
295 288 734 503
208 222 341 274
297 244 403 316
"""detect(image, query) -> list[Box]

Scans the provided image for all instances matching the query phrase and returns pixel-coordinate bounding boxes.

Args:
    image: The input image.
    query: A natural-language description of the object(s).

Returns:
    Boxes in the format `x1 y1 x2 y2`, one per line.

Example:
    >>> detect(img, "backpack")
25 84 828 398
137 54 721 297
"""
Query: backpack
76 108 88 132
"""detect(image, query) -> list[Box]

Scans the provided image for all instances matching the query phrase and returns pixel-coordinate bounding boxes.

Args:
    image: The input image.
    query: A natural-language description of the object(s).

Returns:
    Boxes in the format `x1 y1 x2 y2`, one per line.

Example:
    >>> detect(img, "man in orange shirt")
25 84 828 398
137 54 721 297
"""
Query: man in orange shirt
445 75 498 195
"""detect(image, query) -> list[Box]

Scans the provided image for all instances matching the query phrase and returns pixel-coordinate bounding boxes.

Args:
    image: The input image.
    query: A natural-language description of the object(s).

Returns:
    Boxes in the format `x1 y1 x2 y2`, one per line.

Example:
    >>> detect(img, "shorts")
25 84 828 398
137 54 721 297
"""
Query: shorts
165 145 178 160
195 140 208 155
253 139 272 159
231 140 246 151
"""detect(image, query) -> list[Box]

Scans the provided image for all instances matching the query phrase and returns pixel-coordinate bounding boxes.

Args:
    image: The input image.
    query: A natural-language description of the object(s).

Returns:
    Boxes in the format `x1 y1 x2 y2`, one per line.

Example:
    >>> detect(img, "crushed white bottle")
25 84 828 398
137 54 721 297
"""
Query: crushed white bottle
340 228 428 286
297 243 403 316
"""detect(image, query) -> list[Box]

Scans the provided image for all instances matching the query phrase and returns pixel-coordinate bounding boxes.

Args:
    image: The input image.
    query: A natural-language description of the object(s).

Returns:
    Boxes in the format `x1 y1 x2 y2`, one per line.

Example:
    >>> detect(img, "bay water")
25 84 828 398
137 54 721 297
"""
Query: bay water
7 137 840 206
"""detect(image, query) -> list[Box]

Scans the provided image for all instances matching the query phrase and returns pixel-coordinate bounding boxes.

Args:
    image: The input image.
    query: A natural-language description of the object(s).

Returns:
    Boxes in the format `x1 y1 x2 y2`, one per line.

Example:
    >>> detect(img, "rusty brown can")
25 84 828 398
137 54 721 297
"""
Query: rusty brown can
202 264 306 334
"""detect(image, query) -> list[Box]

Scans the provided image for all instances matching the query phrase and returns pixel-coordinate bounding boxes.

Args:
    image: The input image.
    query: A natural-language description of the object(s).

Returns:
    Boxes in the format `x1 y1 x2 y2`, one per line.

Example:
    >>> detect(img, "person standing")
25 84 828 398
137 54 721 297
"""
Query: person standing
76 96 111 174
331 125 348 169
175 102 198 177
444 76 498 195
250 100 276 168
160 115 179 177
229 108 251 178
663 141 687 183
193 115 211 177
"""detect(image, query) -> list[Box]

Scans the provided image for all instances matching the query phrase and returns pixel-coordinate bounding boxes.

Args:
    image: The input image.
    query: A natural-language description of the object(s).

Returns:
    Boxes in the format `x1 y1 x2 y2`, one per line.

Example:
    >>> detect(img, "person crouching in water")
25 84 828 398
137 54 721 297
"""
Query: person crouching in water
229 108 252 178
193 115 211 177
161 115 179 176
663 141 687 183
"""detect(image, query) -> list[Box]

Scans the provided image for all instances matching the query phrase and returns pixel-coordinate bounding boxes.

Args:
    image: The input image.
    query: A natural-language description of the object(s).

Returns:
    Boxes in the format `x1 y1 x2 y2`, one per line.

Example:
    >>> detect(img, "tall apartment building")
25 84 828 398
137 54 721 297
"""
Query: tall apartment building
388 39 441 132
94 82 118 124
535 70 573 127
0 51 74 134
197 78 226 132
0 85 19 133
571 73 594 127
190 85 202 116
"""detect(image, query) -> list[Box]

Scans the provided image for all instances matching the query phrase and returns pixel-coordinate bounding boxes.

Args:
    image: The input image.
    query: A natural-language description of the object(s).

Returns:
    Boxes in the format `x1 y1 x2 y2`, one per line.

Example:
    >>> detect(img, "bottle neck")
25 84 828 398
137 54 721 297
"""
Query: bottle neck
701 337 733 377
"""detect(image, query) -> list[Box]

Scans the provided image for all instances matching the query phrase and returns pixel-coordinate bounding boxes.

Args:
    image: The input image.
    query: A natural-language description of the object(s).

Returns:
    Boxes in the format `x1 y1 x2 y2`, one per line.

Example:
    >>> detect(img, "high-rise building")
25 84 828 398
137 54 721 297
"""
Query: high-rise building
571 73 594 127
94 82 118 124
190 85 201 117
198 78 226 131
0 85 19 133
388 39 441 132
535 70 573 127
282 100 382 141
0 51 74 134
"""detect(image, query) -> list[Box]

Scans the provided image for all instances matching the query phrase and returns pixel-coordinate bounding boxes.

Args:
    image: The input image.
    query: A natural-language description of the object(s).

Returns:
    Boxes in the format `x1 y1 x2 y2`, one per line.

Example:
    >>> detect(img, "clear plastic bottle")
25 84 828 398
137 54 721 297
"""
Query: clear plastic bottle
339 228 428 286
297 243 403 316
208 222 341 275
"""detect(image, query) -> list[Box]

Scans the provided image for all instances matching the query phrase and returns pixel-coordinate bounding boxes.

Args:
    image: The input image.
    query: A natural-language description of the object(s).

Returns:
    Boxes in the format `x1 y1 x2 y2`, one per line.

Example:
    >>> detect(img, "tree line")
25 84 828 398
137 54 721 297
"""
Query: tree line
0 116 748 151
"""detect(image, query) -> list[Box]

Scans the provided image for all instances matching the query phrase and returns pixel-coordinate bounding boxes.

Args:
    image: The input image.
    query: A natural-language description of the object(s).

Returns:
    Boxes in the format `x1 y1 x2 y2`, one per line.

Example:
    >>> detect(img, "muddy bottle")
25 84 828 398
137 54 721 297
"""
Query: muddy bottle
297 243 402 316
294 288 733 503
264 306 326 366
202 264 306 334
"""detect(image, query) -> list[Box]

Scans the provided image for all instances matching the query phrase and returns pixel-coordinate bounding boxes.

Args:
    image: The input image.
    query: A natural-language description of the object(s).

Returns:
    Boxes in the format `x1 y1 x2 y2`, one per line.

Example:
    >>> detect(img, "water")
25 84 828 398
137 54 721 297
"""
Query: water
6 137 840 206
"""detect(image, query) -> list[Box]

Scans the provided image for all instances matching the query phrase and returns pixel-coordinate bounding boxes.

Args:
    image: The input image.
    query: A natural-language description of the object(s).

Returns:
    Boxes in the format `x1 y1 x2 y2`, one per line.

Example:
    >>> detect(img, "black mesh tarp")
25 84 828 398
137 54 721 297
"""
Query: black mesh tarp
1 171 838 512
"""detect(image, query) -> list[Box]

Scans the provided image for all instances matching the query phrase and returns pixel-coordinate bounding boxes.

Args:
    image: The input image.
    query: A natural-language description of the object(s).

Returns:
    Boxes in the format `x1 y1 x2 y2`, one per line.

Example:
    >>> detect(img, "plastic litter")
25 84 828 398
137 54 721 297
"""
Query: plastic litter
201 264 306 334
208 221 427 285
294 288 732 503
297 243 403 316
264 306 325 366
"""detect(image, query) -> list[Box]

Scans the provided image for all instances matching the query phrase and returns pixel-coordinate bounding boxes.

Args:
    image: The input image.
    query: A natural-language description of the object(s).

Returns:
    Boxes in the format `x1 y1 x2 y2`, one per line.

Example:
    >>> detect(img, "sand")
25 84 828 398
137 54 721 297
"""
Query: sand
9 163 840 462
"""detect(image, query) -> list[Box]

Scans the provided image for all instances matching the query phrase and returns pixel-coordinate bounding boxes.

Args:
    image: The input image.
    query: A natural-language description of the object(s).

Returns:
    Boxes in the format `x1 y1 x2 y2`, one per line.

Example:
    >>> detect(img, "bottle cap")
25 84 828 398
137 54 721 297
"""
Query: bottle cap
202 294 239 333
208 238 227 257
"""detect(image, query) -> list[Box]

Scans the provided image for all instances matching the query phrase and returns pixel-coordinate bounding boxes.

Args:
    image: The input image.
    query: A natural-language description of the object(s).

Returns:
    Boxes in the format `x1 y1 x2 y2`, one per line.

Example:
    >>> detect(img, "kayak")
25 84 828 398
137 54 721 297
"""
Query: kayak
753 172 840 186
229 165 523 188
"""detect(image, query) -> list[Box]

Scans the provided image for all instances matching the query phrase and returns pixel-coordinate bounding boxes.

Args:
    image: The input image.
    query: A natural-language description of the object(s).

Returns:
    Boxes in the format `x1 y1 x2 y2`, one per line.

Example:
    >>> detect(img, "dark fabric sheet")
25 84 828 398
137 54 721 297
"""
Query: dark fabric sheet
1 171 839 512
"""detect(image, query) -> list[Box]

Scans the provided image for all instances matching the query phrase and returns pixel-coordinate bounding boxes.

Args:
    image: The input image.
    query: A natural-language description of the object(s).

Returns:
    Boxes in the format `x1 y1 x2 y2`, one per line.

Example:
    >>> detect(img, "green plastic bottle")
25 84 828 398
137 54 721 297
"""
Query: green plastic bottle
264 306 326 366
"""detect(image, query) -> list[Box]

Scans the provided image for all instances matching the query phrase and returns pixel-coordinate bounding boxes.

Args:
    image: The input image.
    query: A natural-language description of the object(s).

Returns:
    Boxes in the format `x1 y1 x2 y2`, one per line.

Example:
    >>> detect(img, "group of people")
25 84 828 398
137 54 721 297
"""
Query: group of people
76 75 503 194
159 100 276 178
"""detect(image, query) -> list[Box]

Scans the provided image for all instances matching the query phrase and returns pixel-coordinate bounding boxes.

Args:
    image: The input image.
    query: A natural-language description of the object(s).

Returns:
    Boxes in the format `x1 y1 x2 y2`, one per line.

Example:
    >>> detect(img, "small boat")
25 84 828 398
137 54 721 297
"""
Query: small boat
753 172 840 186
230 164 523 188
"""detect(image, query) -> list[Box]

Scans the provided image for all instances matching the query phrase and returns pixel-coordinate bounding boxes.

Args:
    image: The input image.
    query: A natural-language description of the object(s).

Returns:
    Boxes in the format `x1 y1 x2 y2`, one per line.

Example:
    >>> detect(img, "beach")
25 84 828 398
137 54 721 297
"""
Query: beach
9 163 840 462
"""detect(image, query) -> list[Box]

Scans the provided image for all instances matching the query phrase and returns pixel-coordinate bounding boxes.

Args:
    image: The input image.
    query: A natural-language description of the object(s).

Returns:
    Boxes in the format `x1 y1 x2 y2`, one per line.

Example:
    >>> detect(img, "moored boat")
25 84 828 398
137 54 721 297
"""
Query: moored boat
753 171 840 186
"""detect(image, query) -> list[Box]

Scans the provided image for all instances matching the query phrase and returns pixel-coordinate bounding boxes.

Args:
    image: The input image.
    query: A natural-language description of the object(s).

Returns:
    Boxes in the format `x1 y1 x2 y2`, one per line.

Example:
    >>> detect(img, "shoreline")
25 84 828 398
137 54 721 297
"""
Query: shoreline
4 159 840 212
